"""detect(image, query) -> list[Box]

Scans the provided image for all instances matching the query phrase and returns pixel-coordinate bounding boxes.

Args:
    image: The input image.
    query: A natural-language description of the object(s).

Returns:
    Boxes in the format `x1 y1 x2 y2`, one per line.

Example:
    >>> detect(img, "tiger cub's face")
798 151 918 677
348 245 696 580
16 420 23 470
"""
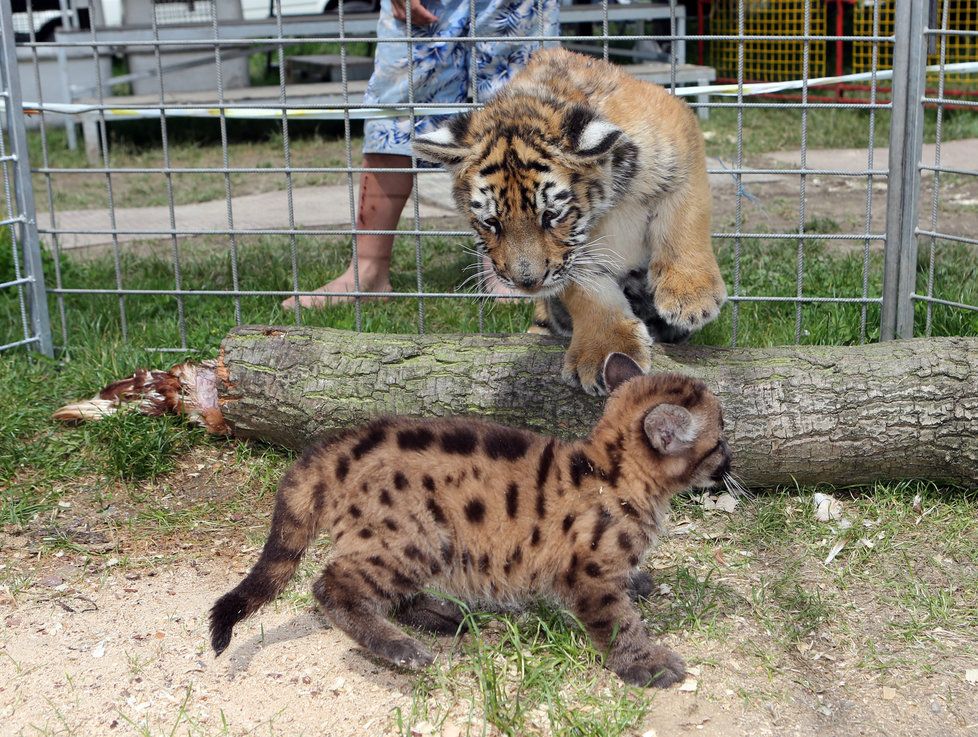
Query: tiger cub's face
414 102 638 296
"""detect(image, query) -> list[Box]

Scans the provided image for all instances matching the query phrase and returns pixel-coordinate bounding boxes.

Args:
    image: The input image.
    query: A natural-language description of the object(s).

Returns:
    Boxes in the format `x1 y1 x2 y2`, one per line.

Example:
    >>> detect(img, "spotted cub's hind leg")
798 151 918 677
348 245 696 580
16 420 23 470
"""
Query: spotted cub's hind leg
312 555 434 670
394 593 467 635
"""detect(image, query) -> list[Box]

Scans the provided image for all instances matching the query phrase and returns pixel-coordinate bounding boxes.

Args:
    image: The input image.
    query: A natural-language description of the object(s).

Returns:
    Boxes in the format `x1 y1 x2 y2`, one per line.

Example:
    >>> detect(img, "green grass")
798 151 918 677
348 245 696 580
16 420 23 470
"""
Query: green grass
395 605 651 737
3 229 976 355
29 124 359 211
87 411 200 482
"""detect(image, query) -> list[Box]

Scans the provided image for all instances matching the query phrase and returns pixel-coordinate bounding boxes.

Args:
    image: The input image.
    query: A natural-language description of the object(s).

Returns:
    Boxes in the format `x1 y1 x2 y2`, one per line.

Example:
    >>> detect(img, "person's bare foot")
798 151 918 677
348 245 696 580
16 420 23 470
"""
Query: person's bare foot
281 264 391 310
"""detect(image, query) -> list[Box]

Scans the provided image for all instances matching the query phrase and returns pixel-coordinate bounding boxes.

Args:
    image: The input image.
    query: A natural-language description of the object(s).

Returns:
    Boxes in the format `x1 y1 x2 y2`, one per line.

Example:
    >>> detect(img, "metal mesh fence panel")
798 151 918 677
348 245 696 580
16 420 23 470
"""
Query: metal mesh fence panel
0 0 51 355
709 0 826 81
854 0 978 93
915 0 978 335
0 0 975 355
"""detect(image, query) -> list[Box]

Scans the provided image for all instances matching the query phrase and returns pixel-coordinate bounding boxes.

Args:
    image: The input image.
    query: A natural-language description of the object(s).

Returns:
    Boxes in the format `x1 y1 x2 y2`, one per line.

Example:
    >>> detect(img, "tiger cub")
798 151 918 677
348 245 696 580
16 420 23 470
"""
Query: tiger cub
413 48 726 395
210 355 731 688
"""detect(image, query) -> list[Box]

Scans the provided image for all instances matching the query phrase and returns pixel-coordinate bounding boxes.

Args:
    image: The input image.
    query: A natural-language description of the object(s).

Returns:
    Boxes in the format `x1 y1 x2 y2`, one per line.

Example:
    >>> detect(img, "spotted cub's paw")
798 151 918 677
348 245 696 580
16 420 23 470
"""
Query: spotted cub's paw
615 645 686 689
562 318 652 396
374 637 435 670
394 594 467 635
651 266 727 336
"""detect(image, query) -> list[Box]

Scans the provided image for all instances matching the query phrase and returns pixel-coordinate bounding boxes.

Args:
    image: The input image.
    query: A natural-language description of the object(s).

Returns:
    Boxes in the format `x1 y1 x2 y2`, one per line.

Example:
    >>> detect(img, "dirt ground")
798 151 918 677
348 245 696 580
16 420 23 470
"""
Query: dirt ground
2 446 975 737
707 146 978 247
4 549 972 737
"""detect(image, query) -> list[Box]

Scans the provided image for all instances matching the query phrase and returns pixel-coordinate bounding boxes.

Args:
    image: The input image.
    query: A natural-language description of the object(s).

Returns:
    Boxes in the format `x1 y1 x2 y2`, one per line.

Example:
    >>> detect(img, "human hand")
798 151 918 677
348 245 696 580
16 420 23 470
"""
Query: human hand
391 0 438 25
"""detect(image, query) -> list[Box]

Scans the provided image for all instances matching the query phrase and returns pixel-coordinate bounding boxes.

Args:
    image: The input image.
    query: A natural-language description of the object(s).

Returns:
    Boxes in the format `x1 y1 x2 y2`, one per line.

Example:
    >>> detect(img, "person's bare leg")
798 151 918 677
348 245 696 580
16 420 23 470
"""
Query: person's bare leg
282 153 410 310
282 154 522 309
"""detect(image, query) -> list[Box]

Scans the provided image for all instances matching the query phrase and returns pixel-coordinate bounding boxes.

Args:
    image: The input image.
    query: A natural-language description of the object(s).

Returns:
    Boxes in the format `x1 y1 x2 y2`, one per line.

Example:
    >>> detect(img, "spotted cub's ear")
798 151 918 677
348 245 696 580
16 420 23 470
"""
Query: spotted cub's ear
644 404 698 455
412 113 473 167
563 105 626 160
602 352 645 393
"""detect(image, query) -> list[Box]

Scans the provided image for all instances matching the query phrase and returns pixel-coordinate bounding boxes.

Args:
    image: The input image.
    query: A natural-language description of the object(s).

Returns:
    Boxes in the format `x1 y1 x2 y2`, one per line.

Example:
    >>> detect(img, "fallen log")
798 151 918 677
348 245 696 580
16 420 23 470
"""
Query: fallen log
216 327 978 488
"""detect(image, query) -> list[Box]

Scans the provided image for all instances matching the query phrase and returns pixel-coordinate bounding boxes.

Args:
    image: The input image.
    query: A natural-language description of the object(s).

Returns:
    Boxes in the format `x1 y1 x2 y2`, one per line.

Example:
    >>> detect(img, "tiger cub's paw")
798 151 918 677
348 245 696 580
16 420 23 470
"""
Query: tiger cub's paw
562 318 652 396
652 266 727 336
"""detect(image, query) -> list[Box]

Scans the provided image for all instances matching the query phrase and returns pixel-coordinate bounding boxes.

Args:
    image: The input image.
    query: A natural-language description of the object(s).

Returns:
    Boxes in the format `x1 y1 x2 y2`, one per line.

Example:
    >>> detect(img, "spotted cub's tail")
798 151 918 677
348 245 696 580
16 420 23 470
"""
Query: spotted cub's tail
209 466 323 655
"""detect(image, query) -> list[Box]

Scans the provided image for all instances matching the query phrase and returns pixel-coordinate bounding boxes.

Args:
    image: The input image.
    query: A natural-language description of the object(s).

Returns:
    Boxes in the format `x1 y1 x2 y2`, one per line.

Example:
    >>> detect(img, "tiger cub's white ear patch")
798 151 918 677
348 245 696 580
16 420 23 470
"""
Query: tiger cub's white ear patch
417 126 457 146
576 119 624 158
412 114 472 167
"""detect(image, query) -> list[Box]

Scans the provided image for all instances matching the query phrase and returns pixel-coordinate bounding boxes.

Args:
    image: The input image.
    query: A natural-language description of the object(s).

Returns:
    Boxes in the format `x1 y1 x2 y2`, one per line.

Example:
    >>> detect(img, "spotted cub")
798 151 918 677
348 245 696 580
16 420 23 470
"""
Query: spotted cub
210 355 731 688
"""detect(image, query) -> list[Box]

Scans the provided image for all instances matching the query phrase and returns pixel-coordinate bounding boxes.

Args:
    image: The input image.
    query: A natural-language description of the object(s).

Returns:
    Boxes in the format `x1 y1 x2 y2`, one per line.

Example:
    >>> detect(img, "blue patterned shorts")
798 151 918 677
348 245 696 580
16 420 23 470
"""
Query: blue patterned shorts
363 0 560 157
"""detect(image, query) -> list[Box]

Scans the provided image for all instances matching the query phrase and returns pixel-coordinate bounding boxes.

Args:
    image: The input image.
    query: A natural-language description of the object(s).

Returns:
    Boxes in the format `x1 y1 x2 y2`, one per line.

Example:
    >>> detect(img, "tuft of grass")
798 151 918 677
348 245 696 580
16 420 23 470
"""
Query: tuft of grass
87 411 198 483
751 565 832 645
645 565 736 637
701 105 978 161
396 604 651 737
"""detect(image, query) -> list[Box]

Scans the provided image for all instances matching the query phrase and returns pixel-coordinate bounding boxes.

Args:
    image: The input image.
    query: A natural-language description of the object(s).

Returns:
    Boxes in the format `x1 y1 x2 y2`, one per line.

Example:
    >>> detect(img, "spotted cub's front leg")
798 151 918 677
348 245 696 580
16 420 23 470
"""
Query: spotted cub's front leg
558 278 653 395
563 568 686 688
563 574 685 688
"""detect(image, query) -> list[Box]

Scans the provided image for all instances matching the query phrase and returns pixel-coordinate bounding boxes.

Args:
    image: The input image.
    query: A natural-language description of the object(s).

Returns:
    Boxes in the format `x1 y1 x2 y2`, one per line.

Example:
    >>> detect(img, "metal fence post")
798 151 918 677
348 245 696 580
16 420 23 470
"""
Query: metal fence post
880 0 928 341
0 0 53 356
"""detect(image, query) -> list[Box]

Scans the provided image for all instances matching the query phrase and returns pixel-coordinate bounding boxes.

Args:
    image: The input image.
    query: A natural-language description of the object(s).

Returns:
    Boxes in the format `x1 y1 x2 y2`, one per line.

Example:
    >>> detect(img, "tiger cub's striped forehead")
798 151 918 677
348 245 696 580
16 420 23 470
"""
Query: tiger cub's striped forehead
466 134 573 221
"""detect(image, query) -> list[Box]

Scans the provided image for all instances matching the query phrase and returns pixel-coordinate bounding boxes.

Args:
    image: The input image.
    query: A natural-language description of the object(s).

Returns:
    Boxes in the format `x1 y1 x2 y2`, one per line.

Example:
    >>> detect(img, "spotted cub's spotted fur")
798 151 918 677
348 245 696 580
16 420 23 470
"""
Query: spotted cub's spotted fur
210 355 731 688
414 48 726 395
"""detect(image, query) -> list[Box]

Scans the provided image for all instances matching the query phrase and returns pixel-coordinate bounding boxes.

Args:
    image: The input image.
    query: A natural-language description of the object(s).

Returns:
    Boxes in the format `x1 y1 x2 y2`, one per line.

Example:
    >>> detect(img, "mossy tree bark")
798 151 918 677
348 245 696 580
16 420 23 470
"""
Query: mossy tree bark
217 327 978 487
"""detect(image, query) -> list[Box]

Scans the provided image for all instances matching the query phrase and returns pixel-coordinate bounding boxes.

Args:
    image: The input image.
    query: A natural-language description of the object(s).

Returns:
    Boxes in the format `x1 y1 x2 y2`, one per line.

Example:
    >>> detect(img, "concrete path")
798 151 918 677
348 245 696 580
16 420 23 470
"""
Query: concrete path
41 176 458 252
41 139 978 251
764 138 978 172
38 162 796 252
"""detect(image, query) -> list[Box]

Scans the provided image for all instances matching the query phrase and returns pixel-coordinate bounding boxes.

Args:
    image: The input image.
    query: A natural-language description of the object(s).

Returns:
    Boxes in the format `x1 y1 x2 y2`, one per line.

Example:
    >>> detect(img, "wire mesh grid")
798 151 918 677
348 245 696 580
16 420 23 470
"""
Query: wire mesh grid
916 0 978 334
854 0 978 91
709 0 826 81
0 0 975 356
153 1 218 27
0 0 51 355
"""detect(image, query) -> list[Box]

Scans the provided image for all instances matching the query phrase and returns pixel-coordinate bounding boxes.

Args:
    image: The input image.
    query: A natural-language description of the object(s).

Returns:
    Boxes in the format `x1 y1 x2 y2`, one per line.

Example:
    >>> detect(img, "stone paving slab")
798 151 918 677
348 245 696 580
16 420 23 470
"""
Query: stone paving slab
41 179 458 251
764 139 978 173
